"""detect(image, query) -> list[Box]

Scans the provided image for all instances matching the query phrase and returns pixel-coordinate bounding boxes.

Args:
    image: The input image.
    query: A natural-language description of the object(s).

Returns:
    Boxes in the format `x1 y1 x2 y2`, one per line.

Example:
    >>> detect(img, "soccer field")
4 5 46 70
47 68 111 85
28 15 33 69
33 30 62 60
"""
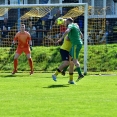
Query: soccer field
0 73 117 117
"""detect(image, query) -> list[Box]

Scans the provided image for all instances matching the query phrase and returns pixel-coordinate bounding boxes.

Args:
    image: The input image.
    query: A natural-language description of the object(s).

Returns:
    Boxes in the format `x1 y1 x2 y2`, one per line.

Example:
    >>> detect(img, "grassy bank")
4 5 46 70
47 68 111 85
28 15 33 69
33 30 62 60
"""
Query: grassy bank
0 44 117 72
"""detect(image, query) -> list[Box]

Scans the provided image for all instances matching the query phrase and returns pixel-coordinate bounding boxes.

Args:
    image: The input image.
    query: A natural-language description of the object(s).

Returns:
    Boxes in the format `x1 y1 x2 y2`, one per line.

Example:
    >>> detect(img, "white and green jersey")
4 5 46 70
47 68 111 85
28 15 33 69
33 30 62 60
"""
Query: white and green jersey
68 23 83 45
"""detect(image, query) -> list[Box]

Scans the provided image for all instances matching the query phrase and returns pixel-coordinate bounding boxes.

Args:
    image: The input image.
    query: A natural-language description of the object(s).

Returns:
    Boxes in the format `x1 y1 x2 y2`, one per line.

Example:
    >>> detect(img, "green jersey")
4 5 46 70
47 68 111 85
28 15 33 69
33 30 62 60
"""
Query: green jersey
68 23 83 45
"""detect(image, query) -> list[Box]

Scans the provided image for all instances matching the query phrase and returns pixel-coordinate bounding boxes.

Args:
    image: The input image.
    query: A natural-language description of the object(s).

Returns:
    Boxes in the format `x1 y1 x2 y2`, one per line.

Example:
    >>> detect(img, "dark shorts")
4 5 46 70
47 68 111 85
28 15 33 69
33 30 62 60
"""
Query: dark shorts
60 49 69 61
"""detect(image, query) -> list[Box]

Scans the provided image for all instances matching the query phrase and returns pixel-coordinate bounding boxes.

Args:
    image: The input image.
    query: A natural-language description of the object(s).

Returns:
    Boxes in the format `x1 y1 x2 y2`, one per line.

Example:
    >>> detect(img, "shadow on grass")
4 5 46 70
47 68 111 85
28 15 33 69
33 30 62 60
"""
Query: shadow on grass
1 74 17 78
43 84 69 88
0 72 34 78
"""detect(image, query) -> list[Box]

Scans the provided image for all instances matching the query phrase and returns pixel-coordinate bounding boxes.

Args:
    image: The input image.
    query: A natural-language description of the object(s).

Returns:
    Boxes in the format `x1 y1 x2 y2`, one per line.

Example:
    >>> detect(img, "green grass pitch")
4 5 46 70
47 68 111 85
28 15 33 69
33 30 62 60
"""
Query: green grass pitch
0 72 117 117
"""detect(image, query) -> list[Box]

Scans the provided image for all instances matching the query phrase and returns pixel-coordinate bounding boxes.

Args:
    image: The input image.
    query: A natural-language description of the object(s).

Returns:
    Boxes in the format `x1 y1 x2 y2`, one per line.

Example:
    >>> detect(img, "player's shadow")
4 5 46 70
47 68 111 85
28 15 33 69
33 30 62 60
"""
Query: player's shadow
1 74 17 78
43 84 69 88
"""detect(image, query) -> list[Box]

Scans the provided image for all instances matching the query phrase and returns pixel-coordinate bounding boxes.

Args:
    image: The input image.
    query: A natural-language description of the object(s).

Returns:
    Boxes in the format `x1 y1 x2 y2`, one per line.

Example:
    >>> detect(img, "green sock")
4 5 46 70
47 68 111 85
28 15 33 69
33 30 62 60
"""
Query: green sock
62 65 69 72
76 67 82 76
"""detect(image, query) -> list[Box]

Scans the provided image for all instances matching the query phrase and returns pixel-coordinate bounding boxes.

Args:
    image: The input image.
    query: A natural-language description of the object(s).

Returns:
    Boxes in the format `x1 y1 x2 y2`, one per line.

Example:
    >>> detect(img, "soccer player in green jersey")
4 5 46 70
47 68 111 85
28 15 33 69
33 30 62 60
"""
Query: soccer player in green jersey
52 18 75 84
59 17 84 81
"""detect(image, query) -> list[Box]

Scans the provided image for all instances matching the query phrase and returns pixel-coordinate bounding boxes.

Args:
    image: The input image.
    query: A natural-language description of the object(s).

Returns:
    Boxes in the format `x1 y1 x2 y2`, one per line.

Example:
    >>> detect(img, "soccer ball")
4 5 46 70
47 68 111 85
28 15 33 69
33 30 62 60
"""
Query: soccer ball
56 17 66 25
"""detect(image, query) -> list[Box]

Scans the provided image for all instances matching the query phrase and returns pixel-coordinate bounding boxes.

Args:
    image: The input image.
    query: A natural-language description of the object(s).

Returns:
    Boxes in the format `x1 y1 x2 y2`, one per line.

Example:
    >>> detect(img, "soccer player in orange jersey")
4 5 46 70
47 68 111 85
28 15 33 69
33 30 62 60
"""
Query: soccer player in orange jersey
11 24 33 75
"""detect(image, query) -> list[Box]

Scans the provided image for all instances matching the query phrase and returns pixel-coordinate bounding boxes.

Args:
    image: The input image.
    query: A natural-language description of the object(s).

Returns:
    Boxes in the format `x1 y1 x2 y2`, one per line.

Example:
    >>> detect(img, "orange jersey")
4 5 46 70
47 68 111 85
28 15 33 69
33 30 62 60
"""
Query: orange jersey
14 31 31 48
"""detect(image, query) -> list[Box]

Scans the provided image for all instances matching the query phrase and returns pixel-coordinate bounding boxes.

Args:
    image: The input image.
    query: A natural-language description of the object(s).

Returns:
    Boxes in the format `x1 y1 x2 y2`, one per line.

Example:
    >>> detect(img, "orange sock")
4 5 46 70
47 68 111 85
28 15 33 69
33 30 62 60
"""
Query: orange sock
14 59 18 71
28 58 33 71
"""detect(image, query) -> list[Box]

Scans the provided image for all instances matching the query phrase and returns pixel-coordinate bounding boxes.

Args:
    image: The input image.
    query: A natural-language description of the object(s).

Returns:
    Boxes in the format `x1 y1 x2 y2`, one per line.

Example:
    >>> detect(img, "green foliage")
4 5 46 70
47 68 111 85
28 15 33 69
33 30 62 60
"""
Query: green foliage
87 44 117 72
0 44 117 72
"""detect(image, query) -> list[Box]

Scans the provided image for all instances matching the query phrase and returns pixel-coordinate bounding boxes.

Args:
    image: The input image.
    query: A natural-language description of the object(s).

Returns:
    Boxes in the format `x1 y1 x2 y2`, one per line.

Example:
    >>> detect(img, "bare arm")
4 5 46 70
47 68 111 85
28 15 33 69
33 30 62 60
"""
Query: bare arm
74 23 83 39
80 31 83 39
56 28 71 43
11 33 17 47
29 40 32 46
61 28 70 40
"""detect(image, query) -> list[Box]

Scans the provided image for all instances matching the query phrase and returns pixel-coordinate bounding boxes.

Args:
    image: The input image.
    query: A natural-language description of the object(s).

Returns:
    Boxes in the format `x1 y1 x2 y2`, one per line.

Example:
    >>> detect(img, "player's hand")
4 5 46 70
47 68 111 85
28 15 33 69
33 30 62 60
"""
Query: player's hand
56 38 62 43
30 45 33 51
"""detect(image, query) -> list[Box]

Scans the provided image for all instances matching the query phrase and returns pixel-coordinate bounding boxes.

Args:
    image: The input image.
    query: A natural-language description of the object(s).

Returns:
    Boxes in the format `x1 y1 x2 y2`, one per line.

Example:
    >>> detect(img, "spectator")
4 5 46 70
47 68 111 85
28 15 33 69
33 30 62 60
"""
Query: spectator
100 20 112 43
27 21 36 38
50 9 62 27
58 19 67 43
59 24 66 35
62 8 68 16
35 19 44 45
112 21 117 43
74 16 84 33
1 18 9 38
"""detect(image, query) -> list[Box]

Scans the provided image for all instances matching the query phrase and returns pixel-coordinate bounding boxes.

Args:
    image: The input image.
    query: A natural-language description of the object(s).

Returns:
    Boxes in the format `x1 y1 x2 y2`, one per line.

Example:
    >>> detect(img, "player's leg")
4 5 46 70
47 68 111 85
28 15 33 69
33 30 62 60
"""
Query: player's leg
52 61 69 81
72 45 84 81
73 59 84 80
52 49 69 81
26 54 33 75
61 65 69 76
25 47 33 75
12 53 20 74
68 56 75 84
58 60 69 72
61 48 72 76
12 48 22 74
61 48 73 76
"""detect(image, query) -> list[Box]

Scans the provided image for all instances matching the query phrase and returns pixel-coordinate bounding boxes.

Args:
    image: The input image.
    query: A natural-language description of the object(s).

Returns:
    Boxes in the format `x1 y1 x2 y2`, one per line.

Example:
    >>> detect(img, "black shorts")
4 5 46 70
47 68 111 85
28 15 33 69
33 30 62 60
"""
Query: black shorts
60 49 69 61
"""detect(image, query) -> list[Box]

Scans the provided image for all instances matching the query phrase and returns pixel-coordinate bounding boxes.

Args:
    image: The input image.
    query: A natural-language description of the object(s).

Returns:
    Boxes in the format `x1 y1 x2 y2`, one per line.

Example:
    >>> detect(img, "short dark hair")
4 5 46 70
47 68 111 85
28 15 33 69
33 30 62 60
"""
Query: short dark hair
21 24 25 26
67 17 74 23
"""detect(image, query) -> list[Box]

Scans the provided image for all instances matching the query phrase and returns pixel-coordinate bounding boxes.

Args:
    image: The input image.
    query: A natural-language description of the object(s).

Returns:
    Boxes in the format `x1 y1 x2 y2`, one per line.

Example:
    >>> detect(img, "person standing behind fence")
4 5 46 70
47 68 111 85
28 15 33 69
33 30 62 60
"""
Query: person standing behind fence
11 24 33 75
100 20 112 44
1 18 8 38
112 21 117 43
27 21 36 38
